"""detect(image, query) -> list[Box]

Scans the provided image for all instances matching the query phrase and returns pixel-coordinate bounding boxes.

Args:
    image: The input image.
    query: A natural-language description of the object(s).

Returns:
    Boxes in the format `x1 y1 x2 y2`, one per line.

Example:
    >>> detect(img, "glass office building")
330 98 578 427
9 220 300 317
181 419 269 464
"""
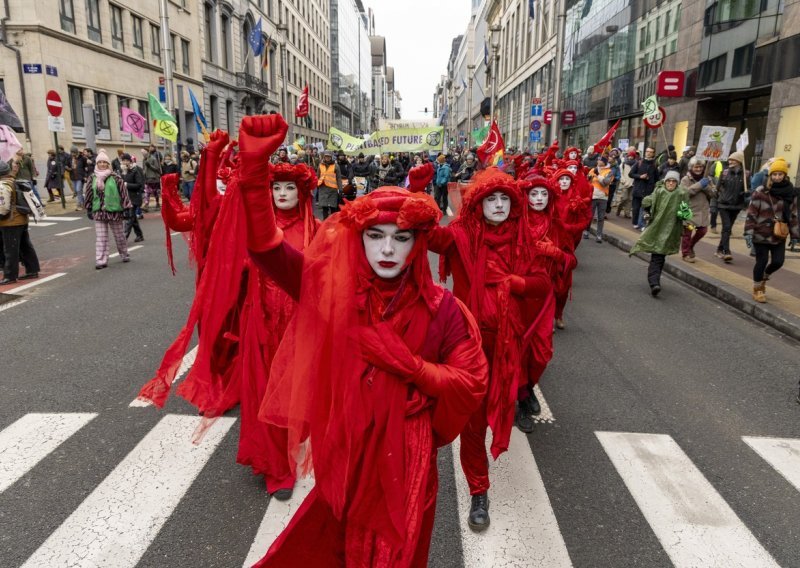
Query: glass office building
331 0 372 134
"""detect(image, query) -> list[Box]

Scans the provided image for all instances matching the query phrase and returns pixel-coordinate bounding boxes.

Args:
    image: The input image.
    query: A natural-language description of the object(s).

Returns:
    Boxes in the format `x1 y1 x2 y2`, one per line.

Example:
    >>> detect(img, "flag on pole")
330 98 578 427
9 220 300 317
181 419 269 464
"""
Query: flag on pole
148 92 178 142
292 136 306 152
120 107 147 140
484 42 489 66
0 90 23 131
148 92 175 122
736 128 749 153
438 102 448 127
477 121 505 165
593 119 621 154
261 34 272 69
642 94 660 121
188 88 210 142
529 0 535 19
0 124 22 162
249 17 265 56
295 83 309 118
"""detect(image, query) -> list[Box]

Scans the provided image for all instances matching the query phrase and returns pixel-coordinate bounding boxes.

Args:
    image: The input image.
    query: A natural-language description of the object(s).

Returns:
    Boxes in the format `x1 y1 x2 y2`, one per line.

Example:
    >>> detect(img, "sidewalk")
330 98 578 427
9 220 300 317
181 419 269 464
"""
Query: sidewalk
596 213 800 343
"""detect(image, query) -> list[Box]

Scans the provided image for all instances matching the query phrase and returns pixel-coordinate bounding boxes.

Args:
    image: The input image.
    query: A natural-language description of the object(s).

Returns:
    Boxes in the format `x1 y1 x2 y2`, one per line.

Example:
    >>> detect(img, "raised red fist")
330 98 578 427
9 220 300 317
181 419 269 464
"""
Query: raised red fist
239 114 288 156
205 129 230 156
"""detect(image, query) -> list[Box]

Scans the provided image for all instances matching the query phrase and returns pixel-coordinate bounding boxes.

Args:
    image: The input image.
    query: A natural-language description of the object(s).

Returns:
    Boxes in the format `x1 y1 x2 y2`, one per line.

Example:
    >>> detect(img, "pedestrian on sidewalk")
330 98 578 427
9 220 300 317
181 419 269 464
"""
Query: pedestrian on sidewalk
69 146 87 210
629 147 657 230
714 151 748 262
180 151 198 200
120 153 144 242
586 156 614 243
44 149 63 202
141 148 162 212
0 159 40 284
14 148 41 203
85 150 132 269
744 158 800 303
630 170 690 297
615 149 635 217
680 158 716 262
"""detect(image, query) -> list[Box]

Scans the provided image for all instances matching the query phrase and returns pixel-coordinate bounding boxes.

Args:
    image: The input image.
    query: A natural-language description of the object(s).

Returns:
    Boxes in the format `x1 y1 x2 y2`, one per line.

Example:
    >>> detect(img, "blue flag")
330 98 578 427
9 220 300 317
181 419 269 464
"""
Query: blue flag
188 88 209 142
248 17 264 56
529 0 535 19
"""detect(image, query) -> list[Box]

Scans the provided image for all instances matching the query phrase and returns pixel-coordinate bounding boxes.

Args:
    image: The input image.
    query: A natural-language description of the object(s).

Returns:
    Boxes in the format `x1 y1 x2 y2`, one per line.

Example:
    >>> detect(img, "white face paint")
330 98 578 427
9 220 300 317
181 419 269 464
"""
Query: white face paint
568 151 578 161
216 179 227 194
362 223 416 279
567 165 579 175
272 181 299 210
528 186 549 211
558 175 572 191
482 191 512 224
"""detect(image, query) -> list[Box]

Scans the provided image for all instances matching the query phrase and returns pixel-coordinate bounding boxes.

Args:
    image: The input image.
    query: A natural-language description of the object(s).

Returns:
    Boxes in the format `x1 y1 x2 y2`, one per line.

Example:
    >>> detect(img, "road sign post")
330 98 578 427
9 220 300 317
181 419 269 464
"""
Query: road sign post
46 91 66 209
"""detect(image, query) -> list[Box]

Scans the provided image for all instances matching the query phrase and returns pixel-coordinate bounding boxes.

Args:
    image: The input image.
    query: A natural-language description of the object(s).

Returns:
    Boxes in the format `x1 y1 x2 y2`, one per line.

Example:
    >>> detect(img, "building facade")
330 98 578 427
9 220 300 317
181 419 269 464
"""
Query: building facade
330 0 371 135
370 35 389 130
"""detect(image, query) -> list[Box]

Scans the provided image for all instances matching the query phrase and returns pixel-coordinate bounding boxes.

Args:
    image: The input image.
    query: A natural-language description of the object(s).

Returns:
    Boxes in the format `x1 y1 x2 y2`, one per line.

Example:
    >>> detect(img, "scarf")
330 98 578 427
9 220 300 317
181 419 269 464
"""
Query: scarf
769 179 795 223
94 166 112 192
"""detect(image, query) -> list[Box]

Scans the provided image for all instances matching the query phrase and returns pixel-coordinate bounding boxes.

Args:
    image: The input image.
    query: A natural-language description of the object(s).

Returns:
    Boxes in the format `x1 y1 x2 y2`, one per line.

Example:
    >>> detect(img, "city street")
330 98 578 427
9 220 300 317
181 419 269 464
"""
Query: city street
1 214 798 567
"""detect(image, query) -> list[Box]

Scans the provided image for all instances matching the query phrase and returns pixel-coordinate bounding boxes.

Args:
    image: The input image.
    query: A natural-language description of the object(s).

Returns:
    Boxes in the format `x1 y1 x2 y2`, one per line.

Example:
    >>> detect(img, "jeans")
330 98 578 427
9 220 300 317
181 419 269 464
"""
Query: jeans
648 253 666 287
753 242 786 282
681 226 708 257
125 212 143 239
717 208 740 253
182 180 195 200
434 183 449 214
616 186 632 216
73 179 84 208
632 195 644 227
592 198 607 236
0 225 40 280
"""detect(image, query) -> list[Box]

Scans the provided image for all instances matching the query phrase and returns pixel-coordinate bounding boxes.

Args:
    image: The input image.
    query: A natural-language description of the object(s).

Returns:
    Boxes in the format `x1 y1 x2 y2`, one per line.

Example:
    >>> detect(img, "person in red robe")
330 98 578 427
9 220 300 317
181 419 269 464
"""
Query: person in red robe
235 114 488 567
427 168 552 531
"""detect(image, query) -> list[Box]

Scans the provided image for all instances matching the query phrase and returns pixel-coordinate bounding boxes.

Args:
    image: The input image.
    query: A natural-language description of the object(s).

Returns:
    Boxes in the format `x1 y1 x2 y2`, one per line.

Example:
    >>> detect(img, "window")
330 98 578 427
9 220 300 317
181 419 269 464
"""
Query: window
171 34 177 69
68 85 84 126
181 39 190 73
86 0 102 42
94 91 110 129
732 43 755 77
226 100 235 133
137 99 150 133
209 95 219 130
60 0 75 33
111 5 124 50
204 3 215 62
151 23 161 63
221 14 232 69
699 53 727 87
132 15 143 51
118 96 131 130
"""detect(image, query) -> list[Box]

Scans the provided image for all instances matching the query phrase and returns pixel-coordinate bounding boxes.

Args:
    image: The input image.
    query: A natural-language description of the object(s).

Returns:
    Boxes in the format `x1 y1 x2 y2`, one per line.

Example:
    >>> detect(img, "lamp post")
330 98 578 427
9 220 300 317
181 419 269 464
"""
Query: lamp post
277 21 290 137
489 24 501 126
467 63 475 134
158 0 176 153
551 0 567 146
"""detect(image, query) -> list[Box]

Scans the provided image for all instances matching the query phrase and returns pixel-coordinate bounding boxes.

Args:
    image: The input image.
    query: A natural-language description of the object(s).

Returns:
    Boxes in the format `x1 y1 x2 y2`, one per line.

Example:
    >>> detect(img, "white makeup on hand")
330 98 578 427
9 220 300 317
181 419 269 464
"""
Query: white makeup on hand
216 179 227 194
272 181 299 210
558 175 572 191
362 223 415 279
482 191 511 224
528 187 549 211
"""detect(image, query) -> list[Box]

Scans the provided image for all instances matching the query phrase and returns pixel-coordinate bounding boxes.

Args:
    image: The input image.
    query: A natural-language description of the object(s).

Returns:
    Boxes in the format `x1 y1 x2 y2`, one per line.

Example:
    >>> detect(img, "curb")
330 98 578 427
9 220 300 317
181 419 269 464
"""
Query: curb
597 228 800 343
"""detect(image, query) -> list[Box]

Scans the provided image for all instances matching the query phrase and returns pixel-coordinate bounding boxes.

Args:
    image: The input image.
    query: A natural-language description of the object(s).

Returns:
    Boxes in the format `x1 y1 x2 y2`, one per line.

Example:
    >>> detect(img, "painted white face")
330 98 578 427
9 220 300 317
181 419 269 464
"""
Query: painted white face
362 223 415 279
566 165 579 175
216 179 227 194
272 181 299 210
558 175 572 191
568 150 578 161
528 186 549 211
482 191 511 224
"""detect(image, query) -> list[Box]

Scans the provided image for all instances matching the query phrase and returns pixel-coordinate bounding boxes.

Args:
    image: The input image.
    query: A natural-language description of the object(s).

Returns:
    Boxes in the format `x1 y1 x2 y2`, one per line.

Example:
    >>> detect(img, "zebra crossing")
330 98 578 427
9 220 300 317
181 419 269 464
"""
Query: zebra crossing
29 215 83 229
1 410 796 567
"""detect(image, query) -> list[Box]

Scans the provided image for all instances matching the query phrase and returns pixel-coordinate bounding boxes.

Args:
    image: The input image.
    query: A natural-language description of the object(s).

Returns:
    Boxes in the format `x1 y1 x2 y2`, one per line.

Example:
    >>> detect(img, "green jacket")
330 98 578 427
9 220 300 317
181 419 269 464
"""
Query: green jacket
630 181 689 256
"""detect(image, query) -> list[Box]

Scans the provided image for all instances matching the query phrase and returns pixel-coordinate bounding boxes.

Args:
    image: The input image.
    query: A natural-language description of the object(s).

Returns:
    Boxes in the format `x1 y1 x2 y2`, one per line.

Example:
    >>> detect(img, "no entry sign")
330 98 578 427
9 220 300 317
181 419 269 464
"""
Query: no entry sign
46 90 63 117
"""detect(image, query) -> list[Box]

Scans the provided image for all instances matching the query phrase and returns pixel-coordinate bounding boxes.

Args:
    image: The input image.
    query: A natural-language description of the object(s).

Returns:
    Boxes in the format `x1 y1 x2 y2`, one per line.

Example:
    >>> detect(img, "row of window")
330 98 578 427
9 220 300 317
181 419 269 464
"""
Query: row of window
59 0 192 74
68 84 150 134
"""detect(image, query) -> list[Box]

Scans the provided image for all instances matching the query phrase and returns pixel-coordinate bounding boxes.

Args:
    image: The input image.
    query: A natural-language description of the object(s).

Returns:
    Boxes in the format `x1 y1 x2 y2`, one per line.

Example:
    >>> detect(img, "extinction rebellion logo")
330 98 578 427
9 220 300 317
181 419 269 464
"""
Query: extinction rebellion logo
330 133 343 149
426 131 441 147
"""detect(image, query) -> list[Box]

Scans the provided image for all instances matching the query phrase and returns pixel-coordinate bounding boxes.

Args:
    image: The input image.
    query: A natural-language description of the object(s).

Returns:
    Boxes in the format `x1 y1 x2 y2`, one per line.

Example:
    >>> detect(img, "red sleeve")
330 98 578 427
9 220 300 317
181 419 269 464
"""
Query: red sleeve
510 270 551 298
426 224 455 255
248 241 304 301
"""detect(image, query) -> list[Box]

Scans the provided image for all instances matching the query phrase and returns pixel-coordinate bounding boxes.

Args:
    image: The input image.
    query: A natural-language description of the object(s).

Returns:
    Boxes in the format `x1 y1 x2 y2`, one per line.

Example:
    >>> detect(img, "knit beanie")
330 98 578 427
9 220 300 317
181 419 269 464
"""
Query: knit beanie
728 151 745 165
769 157 789 175
664 171 680 183
96 150 111 164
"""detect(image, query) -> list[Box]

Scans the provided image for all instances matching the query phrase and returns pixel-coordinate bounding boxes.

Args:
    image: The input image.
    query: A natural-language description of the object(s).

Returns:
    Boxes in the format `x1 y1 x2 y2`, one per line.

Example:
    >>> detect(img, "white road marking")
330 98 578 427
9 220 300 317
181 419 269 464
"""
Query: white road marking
109 245 143 259
54 226 91 236
453 430 573 568
0 413 97 494
44 216 82 222
21 415 236 568
243 477 315 566
129 346 198 407
533 384 556 424
596 431 779 568
6 273 66 294
170 231 181 237
29 222 56 227
0 298 28 312
743 436 800 493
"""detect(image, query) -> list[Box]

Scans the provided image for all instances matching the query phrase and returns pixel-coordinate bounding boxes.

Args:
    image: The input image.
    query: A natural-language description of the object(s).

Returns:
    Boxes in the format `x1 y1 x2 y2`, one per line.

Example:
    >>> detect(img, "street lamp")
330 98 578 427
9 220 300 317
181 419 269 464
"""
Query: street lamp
277 22 289 135
489 24 501 126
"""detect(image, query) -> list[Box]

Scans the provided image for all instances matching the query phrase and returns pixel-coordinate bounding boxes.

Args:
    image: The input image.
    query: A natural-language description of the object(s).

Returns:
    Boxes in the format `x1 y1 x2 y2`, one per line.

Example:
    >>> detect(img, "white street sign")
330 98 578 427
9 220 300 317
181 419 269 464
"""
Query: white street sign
47 116 66 132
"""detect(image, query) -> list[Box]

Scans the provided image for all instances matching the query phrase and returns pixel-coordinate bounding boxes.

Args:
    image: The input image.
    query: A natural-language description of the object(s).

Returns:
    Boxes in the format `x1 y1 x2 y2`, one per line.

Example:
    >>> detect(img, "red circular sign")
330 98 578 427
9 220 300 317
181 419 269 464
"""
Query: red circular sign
644 106 666 129
46 90 63 117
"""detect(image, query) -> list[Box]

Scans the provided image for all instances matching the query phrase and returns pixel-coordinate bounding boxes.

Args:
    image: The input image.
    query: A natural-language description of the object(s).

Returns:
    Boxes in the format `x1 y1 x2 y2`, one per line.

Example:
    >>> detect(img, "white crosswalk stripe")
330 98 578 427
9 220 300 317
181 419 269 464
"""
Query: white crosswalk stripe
743 436 800 493
129 345 198 407
20 415 235 568
0 413 97 494
596 431 779 568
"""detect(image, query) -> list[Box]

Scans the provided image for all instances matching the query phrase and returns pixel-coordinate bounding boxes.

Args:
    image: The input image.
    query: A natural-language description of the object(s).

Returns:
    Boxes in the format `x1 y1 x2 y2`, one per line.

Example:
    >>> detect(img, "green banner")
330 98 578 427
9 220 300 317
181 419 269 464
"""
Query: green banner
327 126 444 155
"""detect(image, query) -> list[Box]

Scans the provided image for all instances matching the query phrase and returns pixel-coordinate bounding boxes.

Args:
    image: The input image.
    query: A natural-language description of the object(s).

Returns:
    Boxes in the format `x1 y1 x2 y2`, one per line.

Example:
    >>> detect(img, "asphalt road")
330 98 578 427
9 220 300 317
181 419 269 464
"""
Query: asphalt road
1 214 798 567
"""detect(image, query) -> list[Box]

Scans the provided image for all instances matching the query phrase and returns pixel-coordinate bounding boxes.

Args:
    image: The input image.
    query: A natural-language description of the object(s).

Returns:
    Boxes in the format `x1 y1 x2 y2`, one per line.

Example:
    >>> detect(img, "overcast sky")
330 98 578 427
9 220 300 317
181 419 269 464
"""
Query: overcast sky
362 0 472 121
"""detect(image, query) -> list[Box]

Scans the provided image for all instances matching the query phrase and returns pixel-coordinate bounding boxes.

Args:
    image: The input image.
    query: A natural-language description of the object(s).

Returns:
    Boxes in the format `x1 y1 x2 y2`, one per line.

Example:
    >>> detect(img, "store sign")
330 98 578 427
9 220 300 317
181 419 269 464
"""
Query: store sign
562 110 577 125
656 71 685 98
543 110 552 124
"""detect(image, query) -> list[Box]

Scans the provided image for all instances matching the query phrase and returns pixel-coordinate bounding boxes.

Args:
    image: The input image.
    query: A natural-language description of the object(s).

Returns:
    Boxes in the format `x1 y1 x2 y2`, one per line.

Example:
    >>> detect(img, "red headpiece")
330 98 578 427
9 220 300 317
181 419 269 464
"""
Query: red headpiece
340 186 442 231
460 167 525 222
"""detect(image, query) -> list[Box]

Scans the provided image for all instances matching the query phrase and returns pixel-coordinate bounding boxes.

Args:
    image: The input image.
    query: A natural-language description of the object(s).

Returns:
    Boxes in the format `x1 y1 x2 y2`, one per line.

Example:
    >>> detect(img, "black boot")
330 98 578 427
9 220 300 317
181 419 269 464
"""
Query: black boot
515 403 534 433
271 488 293 501
468 493 490 531
527 387 541 415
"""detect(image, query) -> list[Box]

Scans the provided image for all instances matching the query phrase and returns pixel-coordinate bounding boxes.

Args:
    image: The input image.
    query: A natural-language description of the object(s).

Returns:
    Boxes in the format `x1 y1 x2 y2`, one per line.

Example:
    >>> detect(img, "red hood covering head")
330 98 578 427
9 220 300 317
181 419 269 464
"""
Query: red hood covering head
551 168 577 192
519 174 557 213
261 186 444 547
459 167 526 223
271 161 317 195
270 161 319 247
564 146 581 162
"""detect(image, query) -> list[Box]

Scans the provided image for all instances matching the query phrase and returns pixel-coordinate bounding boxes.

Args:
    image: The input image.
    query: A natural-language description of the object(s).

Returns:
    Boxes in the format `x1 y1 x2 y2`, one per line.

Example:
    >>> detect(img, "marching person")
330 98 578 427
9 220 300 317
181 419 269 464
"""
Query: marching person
316 151 342 219
434 153 452 215
180 150 198 199
629 147 658 230
680 158 716 262
44 149 63 203
714 151 748 262
84 150 132 269
141 148 162 212
744 158 800 302
585 155 614 243
0 159 40 284
120 153 144 242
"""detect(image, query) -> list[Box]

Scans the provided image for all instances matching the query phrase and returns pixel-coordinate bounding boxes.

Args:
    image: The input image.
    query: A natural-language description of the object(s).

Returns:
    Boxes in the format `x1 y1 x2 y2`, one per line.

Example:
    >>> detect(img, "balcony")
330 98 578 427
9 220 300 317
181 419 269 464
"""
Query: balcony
236 72 270 96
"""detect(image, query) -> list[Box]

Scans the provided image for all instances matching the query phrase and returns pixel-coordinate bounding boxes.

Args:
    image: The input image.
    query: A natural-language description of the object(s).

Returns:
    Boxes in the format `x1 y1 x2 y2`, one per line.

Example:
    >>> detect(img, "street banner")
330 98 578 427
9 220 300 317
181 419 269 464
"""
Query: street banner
697 126 736 160
476 121 505 165
120 107 146 140
0 90 23 131
327 126 444 154
188 89 210 142
736 128 749 153
295 83 309 118
0 124 22 161
593 119 621 153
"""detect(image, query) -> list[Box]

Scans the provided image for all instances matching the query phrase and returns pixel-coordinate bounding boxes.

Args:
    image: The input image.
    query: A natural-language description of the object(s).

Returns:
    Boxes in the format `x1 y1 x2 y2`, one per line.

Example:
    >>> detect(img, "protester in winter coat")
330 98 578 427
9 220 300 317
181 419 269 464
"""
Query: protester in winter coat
141 148 162 212
372 153 404 188
455 154 478 183
0 159 40 284
714 150 748 262
14 148 40 202
350 153 373 196
744 158 800 303
658 152 681 181
434 154 453 214
84 150 133 268
629 147 658 229
68 146 86 210
678 147 695 178
120 153 144 242
316 151 342 219
44 149 63 202
630 170 690 296
615 150 635 217
180 151 198 199
679 158 716 262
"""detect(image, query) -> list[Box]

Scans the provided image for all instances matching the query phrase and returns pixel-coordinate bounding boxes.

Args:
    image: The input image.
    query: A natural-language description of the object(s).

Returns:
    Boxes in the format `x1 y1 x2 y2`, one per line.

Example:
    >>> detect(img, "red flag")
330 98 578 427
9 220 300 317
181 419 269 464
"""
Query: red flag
295 83 309 118
593 119 621 154
476 121 505 164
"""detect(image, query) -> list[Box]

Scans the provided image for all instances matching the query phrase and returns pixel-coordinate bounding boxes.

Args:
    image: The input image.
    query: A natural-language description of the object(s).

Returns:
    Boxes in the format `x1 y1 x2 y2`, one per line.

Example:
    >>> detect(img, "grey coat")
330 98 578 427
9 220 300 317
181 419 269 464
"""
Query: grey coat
680 174 716 228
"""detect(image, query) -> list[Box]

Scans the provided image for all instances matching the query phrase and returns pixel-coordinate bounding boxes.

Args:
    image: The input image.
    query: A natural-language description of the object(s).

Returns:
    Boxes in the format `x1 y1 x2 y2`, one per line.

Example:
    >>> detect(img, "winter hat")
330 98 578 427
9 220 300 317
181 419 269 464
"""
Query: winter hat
120 153 132 161
96 150 111 164
70 145 79 153
728 151 745 165
688 157 705 167
664 171 681 183
0 159 10 176
768 157 789 175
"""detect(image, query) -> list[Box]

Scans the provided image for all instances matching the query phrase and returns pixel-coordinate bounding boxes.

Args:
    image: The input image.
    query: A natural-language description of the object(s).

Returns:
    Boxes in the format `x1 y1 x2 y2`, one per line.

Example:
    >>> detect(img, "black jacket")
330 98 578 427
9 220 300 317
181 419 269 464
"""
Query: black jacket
122 166 145 208
629 158 658 198
717 167 747 210
351 160 372 177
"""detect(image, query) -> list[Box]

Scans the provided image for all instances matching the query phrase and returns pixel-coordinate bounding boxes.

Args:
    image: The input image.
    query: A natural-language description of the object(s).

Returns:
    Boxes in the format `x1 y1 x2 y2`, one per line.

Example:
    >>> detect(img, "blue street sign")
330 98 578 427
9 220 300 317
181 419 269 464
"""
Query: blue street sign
23 64 42 74
530 131 542 142
530 104 543 117
46 65 58 77
158 86 166 103
531 120 542 132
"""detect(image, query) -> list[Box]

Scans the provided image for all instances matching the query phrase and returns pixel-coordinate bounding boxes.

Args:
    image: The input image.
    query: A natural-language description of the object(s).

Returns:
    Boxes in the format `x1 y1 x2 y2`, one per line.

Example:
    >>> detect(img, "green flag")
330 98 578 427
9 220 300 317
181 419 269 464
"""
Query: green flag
148 92 175 123
154 119 178 142
641 95 659 120
472 125 489 145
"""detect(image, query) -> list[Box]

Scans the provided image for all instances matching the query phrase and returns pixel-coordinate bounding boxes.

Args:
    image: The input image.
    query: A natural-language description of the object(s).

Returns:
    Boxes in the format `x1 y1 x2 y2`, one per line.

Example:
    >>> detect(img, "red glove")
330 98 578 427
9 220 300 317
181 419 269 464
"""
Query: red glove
407 163 434 193
535 241 562 260
160 173 193 232
358 322 423 378
564 252 578 272
239 115 288 155
205 130 230 158
509 275 527 295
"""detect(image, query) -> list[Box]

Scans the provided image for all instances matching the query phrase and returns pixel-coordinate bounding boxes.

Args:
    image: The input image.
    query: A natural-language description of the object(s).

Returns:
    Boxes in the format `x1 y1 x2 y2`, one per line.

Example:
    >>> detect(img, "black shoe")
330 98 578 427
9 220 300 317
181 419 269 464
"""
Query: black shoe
0 278 17 285
18 273 39 280
468 493 490 531
527 389 541 415
515 404 534 433
95 264 107 270
650 284 661 297
134 236 144 242
271 488 293 501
